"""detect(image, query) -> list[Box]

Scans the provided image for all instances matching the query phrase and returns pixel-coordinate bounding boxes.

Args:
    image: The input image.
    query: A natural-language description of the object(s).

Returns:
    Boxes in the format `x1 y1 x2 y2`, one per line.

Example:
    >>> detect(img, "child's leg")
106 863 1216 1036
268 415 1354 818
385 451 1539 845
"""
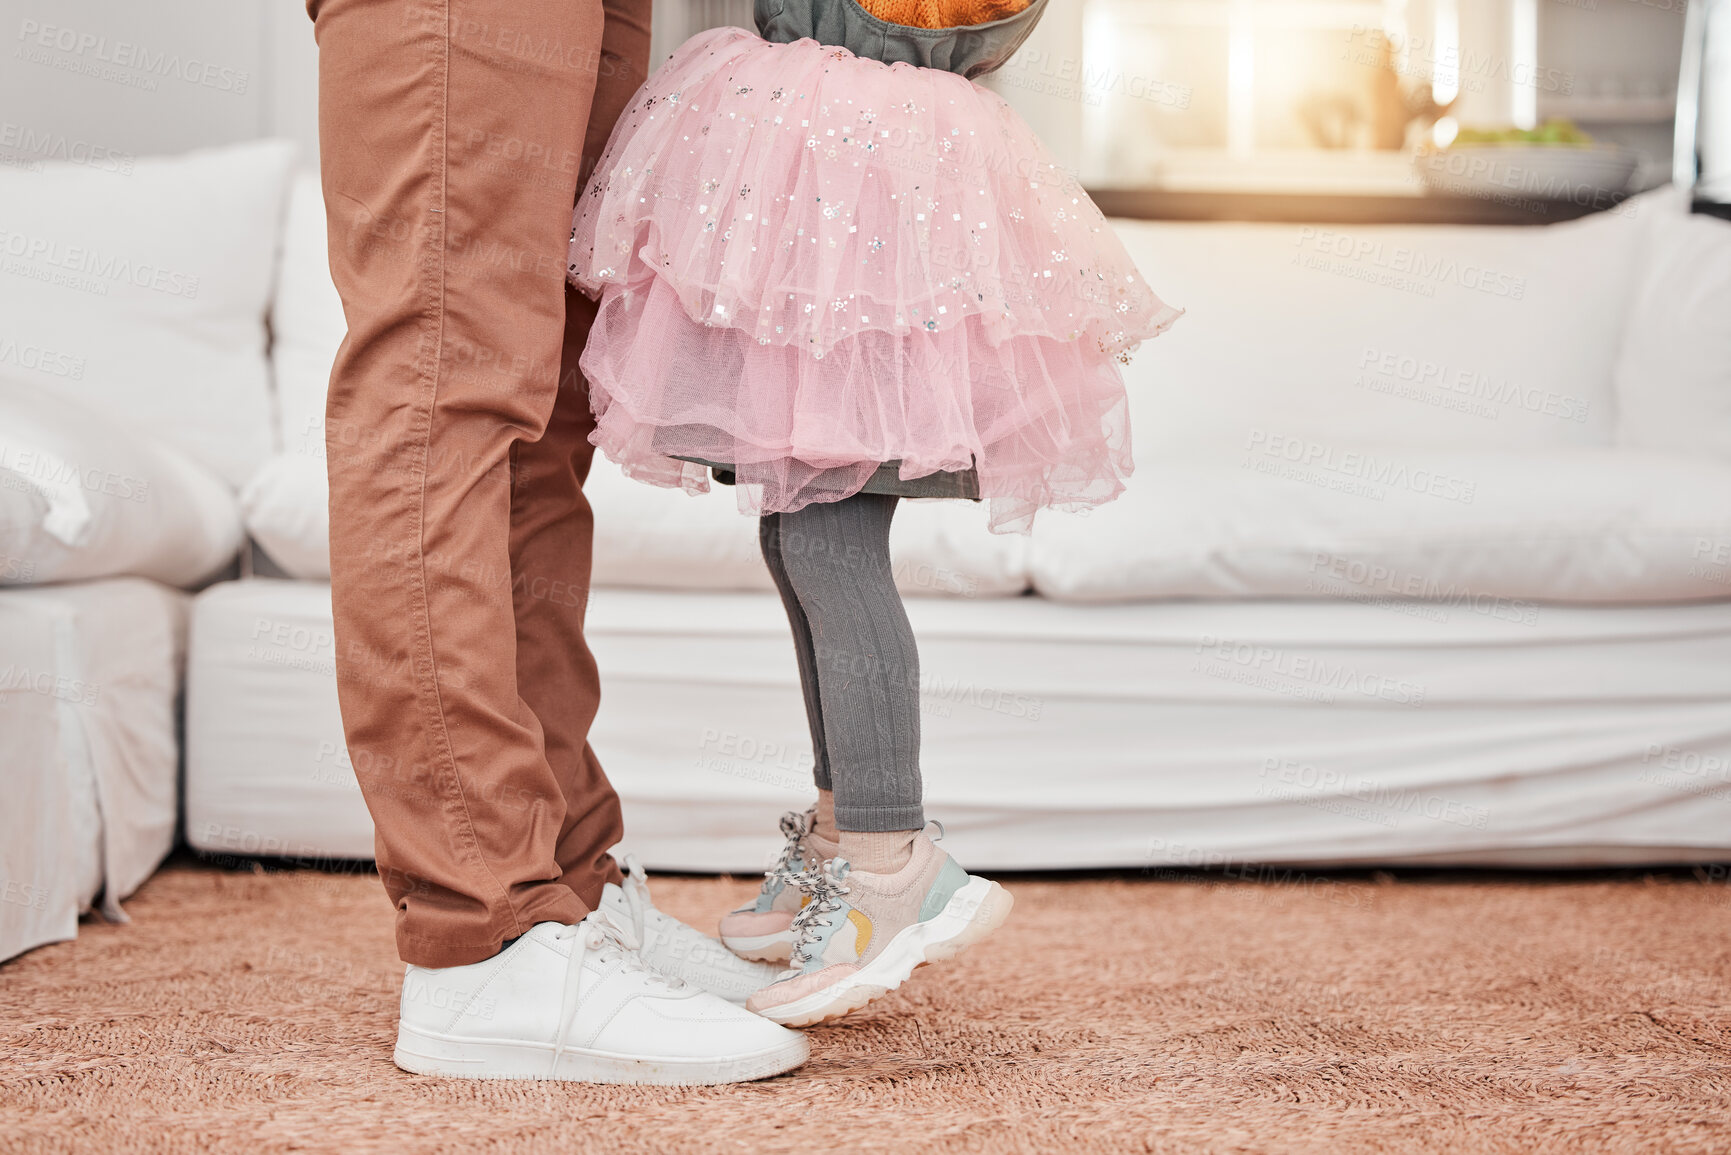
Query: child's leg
758 512 839 847
761 493 923 873
746 495 1014 1024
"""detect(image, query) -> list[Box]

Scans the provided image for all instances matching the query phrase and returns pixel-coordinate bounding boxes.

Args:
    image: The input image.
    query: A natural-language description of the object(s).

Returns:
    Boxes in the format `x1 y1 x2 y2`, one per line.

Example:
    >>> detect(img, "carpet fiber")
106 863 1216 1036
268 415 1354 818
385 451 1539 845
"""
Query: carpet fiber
3 859 1730 1154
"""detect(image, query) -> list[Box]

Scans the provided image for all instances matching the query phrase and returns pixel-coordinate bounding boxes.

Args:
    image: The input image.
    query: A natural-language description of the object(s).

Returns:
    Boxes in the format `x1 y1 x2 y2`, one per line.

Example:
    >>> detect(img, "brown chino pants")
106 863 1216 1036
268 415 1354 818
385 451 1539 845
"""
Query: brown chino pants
308 0 651 967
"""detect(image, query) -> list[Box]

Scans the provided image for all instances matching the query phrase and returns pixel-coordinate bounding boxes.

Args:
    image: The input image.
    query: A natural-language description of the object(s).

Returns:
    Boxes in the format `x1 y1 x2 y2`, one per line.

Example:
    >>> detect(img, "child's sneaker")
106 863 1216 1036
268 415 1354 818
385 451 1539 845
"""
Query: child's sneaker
719 809 823 962
745 833 1013 1027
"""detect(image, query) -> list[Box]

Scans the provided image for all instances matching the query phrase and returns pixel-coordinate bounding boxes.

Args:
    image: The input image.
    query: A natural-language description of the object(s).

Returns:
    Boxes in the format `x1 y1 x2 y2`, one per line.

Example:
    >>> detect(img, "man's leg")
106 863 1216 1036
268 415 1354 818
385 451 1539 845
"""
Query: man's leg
515 0 650 900
313 0 614 968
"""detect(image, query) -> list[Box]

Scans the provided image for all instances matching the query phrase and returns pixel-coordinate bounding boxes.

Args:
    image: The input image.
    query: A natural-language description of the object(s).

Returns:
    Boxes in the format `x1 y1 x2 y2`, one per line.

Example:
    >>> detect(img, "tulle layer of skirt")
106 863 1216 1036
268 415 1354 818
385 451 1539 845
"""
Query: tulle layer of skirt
567 26 1181 530
579 273 1135 532
569 26 1180 359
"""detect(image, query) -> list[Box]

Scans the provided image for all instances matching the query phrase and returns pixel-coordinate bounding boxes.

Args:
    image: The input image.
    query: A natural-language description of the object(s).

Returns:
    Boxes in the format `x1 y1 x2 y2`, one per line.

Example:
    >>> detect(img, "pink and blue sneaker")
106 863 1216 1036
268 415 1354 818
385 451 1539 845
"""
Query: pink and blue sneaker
744 832 1013 1027
719 809 823 963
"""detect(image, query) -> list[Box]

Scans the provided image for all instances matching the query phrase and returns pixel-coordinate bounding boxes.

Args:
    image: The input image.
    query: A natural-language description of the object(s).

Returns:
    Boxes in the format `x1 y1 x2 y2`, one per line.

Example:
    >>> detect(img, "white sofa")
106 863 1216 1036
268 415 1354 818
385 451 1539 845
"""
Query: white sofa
0 141 285 959
190 166 1731 872
5 141 1731 960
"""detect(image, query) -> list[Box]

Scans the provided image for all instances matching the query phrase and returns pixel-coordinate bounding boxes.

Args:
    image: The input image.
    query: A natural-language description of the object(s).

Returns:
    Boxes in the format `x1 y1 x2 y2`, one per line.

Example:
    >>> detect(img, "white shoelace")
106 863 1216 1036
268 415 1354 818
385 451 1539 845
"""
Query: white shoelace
618 855 704 947
547 913 680 1078
617 857 655 944
764 808 814 894
784 859 851 968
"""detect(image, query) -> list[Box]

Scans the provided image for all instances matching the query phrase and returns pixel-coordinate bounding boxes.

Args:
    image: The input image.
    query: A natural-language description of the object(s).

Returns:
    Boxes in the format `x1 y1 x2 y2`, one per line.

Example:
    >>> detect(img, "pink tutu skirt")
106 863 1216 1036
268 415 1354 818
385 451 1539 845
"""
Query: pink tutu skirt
568 26 1181 531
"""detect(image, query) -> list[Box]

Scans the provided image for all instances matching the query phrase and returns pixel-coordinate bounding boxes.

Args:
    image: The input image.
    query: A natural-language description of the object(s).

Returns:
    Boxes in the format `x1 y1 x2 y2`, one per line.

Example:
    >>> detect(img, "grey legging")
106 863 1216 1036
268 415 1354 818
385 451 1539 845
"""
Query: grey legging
759 493 925 832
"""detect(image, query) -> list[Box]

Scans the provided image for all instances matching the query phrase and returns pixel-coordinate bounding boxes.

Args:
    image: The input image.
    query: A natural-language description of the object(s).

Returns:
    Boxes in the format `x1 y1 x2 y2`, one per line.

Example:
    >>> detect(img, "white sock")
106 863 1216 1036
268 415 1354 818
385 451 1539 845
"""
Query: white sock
809 790 840 857
838 829 918 875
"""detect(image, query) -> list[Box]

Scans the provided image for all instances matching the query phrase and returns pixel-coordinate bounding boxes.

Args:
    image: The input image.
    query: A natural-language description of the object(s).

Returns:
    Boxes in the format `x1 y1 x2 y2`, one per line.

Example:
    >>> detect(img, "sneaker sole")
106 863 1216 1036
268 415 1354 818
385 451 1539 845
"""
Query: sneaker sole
393 1025 809 1085
719 929 794 963
755 877 1013 1028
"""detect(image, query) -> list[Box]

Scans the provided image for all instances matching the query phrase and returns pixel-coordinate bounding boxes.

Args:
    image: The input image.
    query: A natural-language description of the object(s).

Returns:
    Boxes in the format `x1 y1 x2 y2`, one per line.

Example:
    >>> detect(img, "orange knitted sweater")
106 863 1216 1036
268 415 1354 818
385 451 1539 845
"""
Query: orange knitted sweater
857 0 1033 29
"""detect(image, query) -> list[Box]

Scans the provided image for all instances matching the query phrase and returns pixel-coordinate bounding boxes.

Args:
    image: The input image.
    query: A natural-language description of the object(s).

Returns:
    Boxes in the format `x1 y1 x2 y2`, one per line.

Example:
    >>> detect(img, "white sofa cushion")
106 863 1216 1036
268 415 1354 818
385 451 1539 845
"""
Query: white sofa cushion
271 172 347 458
1613 193 1731 460
239 453 330 580
1030 449 1731 604
0 380 242 588
243 440 1029 595
1113 209 1642 460
0 140 296 487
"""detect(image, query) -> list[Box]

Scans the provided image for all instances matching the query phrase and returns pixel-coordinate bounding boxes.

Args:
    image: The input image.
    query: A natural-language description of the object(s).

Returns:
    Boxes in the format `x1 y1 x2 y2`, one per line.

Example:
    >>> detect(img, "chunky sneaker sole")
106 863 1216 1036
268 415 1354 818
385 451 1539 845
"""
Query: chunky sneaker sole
755 876 1013 1028
393 1024 809 1085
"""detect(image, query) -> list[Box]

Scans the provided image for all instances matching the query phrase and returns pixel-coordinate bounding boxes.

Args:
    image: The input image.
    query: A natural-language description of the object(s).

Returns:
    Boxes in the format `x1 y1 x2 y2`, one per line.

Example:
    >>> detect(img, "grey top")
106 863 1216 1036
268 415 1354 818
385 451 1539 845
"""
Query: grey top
754 0 1050 78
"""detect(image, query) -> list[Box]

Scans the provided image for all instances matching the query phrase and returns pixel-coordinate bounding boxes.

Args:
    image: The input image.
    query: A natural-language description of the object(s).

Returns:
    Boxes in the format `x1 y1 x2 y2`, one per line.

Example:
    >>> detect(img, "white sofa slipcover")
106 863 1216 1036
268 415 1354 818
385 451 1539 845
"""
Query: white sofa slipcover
0 140 290 962
0 579 187 960
0 140 296 488
182 182 1731 872
185 580 1731 870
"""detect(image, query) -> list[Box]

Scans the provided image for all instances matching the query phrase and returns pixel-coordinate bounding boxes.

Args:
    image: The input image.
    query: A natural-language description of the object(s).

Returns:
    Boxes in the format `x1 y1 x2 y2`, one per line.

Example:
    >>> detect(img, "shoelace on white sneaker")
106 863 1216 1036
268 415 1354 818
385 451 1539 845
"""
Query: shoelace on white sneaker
618 855 704 947
784 859 851 968
548 913 683 1078
617 856 656 945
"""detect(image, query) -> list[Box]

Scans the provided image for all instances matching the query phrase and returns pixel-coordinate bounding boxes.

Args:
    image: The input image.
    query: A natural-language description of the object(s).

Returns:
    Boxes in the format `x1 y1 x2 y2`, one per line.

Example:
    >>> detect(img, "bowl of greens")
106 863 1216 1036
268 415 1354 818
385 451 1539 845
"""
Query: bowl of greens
1415 120 1639 204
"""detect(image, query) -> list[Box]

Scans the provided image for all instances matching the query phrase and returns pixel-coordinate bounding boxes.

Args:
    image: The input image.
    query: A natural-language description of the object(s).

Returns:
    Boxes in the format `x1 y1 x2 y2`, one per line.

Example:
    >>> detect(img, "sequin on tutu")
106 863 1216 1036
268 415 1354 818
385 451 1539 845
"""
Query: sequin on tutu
569 26 1181 531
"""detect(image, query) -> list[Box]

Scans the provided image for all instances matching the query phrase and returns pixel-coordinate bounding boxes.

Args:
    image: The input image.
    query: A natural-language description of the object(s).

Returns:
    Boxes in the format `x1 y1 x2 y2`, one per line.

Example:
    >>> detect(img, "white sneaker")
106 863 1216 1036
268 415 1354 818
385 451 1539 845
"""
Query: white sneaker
392 913 809 1084
599 855 784 1004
